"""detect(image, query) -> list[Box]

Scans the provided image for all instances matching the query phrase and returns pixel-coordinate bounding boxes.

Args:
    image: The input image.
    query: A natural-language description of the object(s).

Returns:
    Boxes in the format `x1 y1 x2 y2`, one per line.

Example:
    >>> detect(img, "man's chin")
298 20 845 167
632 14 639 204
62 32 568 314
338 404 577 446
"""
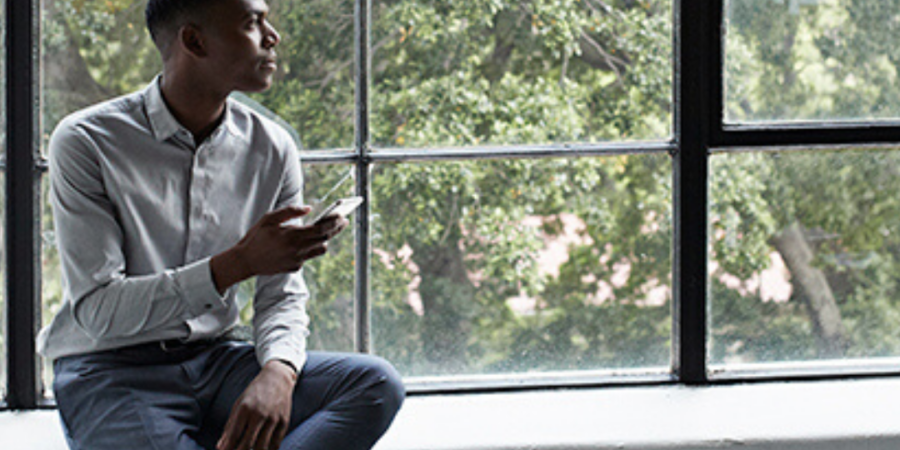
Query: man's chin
238 77 274 93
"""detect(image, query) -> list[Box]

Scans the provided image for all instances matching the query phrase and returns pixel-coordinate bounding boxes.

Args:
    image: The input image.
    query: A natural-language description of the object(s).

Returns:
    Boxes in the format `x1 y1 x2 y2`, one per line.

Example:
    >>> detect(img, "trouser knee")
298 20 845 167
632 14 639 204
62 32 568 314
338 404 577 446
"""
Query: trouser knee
355 355 405 426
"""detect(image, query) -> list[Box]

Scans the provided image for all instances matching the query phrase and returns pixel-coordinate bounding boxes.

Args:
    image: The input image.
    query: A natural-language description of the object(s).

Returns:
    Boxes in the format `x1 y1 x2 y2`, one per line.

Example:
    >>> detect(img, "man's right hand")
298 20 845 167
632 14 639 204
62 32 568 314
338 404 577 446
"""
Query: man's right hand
210 206 348 294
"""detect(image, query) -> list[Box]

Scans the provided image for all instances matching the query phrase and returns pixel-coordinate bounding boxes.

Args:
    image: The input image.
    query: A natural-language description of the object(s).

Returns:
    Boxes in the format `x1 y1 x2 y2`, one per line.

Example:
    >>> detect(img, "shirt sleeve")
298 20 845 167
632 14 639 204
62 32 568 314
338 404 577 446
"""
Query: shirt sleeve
252 138 311 371
49 120 227 341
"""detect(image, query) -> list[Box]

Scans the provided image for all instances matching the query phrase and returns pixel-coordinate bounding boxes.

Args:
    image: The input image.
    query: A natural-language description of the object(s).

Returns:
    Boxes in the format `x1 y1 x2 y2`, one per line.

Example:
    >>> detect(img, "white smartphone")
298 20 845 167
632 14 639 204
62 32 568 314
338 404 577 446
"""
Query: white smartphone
282 196 364 227
310 196 364 224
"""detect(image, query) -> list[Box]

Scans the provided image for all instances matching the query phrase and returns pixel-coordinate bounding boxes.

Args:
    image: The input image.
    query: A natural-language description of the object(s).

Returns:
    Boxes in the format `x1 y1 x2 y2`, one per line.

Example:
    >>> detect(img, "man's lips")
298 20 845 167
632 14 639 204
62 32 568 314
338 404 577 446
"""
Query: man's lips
261 55 277 70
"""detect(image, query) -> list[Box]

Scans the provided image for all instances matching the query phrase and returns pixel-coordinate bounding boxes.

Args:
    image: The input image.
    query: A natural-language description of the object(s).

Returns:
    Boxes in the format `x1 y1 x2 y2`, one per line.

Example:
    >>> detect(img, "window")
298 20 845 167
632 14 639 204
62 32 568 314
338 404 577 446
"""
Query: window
4 0 900 409
370 157 672 379
712 0 900 377
725 0 900 122
710 148 900 370
371 1 673 148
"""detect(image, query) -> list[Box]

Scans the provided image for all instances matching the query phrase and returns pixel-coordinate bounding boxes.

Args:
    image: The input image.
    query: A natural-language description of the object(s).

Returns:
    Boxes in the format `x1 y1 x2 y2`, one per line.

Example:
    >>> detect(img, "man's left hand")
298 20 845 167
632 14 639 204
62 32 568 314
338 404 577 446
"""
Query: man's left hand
217 360 297 450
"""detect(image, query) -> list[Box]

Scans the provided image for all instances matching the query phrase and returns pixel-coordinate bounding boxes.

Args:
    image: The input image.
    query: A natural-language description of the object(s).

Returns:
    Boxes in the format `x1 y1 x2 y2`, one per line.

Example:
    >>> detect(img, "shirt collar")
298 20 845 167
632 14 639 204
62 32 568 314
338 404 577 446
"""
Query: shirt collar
144 75 241 143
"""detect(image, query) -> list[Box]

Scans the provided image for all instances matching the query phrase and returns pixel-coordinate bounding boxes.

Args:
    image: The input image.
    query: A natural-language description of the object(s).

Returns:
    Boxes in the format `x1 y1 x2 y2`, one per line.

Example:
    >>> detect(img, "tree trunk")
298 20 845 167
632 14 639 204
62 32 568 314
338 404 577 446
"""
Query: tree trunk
480 9 519 84
410 227 475 372
771 222 847 358
43 0 111 111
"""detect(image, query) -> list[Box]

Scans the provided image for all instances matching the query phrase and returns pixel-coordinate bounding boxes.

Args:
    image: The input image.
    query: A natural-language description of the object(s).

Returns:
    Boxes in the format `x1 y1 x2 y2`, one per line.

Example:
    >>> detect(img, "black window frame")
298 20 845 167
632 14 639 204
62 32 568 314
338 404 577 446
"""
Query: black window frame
5 0 900 410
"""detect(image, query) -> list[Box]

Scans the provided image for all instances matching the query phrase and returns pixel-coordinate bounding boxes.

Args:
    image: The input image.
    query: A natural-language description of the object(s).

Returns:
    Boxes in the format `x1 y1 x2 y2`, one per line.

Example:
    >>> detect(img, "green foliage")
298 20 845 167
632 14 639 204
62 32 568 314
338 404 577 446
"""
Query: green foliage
710 278 817 364
710 153 776 279
726 0 900 121
36 0 900 378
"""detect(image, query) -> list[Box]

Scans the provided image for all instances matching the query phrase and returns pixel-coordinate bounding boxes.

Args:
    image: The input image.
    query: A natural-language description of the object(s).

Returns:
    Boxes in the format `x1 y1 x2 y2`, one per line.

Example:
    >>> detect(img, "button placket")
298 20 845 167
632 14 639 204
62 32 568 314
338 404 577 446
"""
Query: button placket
185 145 208 261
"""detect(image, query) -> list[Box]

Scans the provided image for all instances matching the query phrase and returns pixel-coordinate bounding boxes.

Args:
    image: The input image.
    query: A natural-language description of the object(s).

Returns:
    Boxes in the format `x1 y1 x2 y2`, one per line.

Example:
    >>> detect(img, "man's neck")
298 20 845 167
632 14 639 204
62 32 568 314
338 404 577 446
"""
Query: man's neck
159 69 229 145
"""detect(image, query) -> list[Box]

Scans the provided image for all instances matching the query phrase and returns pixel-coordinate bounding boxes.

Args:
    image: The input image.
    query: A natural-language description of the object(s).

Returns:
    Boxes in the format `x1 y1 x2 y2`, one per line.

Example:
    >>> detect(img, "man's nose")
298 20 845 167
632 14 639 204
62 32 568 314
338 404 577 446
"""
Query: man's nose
264 22 281 48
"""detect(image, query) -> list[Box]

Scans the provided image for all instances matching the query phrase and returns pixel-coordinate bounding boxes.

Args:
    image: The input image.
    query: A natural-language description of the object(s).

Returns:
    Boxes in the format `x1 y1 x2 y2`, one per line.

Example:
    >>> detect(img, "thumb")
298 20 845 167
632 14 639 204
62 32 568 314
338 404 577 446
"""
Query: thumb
263 205 311 226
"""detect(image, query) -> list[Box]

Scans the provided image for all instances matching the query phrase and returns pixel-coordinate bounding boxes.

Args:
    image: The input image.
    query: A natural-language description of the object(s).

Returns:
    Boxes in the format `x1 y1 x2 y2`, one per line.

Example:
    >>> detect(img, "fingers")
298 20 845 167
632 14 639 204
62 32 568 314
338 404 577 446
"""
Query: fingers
262 205 311 226
217 406 248 450
217 418 287 450
297 243 329 262
284 216 348 242
235 419 263 450
316 214 349 234
253 422 277 450
311 215 350 240
218 408 270 450
271 420 289 450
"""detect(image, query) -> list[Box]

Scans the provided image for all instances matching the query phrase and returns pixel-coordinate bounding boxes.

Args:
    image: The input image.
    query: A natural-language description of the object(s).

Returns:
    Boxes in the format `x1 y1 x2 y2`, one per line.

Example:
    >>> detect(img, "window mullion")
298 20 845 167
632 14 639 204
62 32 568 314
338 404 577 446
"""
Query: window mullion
715 125 900 149
672 0 719 384
354 0 372 354
5 0 40 409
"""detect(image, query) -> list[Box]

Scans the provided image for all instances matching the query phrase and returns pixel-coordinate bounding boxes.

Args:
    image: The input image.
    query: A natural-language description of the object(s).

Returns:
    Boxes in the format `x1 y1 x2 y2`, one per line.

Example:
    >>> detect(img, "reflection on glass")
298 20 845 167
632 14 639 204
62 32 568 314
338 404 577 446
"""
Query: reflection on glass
371 156 672 377
710 149 900 368
372 0 673 148
725 0 900 123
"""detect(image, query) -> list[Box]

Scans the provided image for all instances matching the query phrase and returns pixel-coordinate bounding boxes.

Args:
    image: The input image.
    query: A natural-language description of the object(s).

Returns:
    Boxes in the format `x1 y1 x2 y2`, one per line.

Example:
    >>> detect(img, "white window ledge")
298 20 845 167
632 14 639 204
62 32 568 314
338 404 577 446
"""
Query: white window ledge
2 377 900 450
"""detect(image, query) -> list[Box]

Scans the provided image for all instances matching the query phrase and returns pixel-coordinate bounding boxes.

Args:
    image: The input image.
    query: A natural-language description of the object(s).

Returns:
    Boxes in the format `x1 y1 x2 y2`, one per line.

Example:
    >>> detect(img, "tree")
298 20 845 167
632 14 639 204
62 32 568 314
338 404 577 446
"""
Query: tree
714 0 900 362
38 0 900 379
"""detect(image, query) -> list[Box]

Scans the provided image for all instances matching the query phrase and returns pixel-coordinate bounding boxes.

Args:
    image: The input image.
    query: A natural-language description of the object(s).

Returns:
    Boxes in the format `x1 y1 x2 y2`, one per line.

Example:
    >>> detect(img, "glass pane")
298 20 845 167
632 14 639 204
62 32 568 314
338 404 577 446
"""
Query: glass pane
246 0 355 151
372 0 673 149
41 0 160 142
40 0 348 151
301 164 357 352
725 0 900 123
710 148 900 370
40 177 57 397
371 155 672 378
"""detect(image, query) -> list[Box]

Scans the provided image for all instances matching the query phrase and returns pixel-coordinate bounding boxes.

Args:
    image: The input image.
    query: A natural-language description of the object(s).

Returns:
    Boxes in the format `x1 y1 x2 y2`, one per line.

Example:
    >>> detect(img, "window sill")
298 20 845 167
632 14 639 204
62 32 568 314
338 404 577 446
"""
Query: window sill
2 377 899 449
377 376 900 450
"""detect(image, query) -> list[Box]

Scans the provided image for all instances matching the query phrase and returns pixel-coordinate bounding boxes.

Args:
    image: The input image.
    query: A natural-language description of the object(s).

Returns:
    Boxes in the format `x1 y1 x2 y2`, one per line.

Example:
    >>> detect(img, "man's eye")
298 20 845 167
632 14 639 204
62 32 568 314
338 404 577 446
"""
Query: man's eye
247 15 264 27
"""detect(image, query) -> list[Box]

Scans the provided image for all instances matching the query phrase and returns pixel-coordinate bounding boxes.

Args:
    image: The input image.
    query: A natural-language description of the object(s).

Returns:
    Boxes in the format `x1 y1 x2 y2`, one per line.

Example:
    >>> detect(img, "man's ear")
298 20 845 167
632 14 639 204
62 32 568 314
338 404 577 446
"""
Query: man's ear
178 23 208 58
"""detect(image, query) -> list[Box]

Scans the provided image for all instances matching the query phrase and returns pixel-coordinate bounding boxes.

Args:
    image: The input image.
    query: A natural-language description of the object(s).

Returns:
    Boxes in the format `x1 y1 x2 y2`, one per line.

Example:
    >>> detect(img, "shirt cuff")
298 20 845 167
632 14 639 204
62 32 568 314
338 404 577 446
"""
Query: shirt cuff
258 342 307 375
173 257 227 317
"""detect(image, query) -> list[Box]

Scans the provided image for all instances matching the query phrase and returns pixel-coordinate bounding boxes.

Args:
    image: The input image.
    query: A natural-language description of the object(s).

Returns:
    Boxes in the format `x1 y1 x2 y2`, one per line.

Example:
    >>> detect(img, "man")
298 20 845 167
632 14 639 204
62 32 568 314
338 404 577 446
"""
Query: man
36 0 405 449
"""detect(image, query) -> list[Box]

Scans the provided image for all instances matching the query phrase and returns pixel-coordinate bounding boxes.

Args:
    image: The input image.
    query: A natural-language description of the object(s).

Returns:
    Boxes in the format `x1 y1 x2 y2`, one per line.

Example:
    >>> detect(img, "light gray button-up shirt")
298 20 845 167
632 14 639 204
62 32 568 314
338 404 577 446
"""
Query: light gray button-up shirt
37 77 310 371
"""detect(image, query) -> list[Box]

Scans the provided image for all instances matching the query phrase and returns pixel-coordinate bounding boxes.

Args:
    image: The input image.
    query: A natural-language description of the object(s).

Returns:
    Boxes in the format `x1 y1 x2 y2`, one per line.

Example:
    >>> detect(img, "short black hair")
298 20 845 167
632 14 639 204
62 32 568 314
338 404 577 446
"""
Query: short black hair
145 0 216 56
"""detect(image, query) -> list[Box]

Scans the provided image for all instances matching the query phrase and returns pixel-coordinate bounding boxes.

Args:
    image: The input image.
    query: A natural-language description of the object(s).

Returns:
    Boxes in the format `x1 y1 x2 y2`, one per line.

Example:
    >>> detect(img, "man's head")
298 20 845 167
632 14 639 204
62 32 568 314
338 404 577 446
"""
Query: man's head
146 0 281 93
145 0 212 57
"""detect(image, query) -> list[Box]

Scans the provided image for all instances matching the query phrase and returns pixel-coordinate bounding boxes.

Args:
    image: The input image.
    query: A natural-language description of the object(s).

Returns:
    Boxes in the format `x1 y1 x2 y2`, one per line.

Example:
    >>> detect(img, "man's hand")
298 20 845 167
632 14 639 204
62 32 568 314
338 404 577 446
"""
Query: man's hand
211 206 348 294
216 360 298 450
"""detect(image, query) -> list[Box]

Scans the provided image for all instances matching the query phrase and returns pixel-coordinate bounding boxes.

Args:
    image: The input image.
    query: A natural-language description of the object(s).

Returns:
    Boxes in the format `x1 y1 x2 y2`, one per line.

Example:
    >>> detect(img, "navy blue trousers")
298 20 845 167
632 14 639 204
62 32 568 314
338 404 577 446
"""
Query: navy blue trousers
53 341 405 450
